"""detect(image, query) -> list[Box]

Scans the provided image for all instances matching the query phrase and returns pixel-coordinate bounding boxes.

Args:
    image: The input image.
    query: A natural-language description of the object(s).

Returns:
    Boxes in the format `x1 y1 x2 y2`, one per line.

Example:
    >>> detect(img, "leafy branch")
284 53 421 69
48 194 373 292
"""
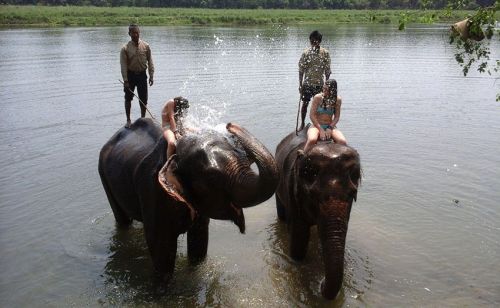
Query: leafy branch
399 1 499 101
448 2 499 101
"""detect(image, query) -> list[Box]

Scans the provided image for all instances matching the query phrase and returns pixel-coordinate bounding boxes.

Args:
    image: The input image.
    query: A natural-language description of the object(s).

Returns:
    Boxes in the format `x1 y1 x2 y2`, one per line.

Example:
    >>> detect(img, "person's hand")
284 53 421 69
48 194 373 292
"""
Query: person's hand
174 131 181 139
124 81 130 90
325 128 332 140
319 130 326 141
149 79 154 86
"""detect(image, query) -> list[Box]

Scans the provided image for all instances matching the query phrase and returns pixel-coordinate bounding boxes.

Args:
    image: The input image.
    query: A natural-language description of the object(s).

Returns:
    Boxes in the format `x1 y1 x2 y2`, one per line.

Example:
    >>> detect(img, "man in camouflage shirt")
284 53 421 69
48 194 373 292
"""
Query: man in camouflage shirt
298 30 331 130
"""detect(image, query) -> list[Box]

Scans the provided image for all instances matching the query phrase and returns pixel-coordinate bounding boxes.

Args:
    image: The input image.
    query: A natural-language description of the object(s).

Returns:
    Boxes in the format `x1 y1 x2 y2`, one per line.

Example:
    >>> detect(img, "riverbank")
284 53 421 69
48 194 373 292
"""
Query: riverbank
0 5 473 27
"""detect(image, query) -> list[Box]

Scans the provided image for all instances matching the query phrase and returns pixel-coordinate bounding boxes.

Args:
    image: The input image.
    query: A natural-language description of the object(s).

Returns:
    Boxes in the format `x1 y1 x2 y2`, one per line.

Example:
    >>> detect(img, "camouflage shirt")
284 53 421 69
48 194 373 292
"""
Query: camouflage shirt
298 47 331 87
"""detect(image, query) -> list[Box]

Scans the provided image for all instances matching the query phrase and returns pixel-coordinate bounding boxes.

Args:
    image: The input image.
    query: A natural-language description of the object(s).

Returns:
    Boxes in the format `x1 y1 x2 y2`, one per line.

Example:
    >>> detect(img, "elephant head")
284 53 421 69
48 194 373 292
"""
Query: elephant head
275 130 361 300
159 123 279 233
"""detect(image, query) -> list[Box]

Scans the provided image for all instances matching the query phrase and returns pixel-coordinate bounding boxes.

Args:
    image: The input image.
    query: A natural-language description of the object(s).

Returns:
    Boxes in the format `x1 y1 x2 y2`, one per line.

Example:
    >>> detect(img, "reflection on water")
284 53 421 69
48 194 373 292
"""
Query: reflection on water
0 24 499 307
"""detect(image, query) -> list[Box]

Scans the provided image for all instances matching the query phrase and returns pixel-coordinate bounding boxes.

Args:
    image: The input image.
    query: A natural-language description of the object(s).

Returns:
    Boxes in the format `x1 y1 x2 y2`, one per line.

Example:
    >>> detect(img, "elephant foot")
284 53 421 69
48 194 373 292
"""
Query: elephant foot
321 278 342 300
115 220 132 229
153 270 173 285
188 254 207 265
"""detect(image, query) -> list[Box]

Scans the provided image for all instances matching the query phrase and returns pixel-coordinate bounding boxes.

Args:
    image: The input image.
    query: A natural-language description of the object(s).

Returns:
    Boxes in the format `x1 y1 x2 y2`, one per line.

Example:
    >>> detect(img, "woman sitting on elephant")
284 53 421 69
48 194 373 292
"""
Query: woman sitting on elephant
161 96 190 159
303 79 347 153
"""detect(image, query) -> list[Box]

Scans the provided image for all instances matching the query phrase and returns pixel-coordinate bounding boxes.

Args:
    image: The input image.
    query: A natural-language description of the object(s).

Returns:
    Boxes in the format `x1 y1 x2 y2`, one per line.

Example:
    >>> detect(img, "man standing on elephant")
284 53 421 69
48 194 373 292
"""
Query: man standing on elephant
120 24 155 128
161 96 190 159
298 30 331 131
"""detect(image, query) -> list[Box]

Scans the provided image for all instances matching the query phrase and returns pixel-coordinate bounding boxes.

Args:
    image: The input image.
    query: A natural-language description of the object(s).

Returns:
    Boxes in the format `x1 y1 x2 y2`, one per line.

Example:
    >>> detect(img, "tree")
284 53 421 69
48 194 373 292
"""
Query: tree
448 1 499 101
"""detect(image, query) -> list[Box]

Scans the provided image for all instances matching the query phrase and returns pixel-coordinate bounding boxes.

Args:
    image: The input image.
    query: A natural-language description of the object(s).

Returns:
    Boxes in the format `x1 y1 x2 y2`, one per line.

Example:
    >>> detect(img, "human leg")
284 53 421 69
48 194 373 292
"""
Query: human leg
124 85 135 128
300 85 322 130
137 72 148 118
124 71 138 127
163 129 177 159
300 100 309 130
300 86 313 130
303 126 320 153
332 128 347 145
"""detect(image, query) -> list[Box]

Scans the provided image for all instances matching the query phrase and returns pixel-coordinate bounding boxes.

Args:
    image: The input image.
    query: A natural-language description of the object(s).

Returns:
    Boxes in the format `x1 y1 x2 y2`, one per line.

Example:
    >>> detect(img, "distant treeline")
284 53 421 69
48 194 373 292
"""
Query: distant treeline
1 0 495 9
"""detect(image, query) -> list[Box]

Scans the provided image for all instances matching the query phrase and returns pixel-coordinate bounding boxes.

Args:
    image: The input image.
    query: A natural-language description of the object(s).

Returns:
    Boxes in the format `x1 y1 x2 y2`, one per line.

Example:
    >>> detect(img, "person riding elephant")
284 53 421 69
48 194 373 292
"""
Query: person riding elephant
161 96 190 159
303 78 346 153
98 118 278 282
275 128 361 300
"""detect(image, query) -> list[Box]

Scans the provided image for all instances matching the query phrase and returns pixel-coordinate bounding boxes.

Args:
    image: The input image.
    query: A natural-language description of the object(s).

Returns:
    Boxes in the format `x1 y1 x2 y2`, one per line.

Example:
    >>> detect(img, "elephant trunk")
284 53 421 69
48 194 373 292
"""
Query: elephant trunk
317 198 352 300
226 123 279 208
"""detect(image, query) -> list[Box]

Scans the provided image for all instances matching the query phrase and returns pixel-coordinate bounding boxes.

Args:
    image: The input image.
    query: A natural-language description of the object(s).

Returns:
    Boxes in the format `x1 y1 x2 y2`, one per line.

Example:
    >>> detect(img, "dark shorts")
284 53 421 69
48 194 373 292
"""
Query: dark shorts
124 70 148 104
301 85 323 105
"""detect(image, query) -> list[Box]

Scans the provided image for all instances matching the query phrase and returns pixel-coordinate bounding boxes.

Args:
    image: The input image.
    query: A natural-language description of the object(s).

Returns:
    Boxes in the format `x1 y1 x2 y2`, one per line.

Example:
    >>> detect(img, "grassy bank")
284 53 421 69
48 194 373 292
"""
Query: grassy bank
0 5 473 27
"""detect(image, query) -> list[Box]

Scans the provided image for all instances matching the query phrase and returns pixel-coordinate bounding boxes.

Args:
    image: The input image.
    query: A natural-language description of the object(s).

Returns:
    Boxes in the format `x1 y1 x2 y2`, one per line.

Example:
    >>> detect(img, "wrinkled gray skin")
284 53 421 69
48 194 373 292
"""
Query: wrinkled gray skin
99 118 278 282
275 127 361 300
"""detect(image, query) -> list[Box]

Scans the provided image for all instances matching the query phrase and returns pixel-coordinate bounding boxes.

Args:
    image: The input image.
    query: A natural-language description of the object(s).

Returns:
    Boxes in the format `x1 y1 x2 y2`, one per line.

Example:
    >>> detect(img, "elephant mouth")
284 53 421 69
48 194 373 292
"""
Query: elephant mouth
230 202 246 234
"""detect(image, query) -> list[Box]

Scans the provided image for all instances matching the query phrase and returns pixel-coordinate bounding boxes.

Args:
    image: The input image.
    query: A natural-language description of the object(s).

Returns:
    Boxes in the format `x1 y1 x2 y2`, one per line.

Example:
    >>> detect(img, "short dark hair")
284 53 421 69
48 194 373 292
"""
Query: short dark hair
128 24 139 33
309 30 322 43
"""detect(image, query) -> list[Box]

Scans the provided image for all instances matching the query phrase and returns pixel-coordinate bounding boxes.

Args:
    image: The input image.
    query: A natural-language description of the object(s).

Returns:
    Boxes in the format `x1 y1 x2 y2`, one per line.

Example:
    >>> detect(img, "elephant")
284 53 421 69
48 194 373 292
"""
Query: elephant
275 126 361 300
98 118 278 282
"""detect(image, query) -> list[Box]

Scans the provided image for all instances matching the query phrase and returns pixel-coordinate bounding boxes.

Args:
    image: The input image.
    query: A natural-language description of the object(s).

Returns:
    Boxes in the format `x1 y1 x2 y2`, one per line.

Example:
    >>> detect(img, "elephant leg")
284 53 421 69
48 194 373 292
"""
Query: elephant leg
99 175 132 227
289 216 310 261
276 195 287 222
142 197 179 283
144 227 178 283
187 216 210 263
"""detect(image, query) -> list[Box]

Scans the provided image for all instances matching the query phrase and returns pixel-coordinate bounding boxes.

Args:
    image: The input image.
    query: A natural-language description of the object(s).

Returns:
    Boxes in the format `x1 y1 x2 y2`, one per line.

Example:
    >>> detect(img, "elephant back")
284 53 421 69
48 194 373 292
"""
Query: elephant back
99 118 163 170
275 126 308 170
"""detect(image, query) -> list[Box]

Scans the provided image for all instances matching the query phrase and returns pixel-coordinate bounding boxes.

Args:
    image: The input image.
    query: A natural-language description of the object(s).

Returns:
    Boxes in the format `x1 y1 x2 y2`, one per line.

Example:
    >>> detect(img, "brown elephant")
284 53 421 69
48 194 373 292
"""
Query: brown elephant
275 127 361 300
98 118 278 282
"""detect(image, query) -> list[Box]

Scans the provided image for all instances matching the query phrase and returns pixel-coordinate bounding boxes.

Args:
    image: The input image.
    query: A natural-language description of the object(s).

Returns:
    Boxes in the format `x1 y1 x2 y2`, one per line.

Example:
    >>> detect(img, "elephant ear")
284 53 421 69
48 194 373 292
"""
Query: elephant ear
158 154 197 222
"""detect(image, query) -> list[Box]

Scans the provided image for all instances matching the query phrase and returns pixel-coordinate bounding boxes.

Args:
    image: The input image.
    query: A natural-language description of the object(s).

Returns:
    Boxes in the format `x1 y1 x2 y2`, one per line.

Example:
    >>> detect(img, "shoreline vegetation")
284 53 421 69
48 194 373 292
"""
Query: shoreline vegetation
0 5 474 28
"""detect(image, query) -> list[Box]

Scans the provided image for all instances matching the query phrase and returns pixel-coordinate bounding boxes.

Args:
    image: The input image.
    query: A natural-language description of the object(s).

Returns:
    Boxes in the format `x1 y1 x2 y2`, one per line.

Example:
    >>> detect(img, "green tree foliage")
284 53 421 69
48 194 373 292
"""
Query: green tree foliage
1 0 492 8
447 1 499 100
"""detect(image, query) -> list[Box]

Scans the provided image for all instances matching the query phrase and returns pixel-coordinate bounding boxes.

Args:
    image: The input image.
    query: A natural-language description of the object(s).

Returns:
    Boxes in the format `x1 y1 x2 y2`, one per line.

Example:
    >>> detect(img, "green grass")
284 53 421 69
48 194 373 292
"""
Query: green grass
0 5 477 28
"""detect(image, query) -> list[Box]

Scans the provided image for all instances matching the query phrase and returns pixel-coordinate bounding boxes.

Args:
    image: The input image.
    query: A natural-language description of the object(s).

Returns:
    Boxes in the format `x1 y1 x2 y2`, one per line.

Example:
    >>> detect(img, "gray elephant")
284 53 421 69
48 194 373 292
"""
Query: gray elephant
98 118 278 282
275 127 361 300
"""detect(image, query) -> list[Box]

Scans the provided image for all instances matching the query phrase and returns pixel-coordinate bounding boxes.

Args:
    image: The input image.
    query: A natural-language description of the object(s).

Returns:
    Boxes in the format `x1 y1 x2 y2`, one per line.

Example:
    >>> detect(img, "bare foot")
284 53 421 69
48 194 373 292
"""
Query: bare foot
125 120 131 128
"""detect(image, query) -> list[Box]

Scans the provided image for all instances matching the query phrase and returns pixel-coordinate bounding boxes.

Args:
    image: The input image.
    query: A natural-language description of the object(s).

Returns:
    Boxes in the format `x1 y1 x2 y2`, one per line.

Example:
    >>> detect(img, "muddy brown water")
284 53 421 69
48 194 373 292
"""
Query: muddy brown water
0 24 499 307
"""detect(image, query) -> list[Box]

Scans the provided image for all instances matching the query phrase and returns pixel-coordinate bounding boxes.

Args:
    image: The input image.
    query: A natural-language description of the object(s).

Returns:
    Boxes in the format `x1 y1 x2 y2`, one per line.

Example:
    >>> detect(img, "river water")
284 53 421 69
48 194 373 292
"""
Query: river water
0 24 499 307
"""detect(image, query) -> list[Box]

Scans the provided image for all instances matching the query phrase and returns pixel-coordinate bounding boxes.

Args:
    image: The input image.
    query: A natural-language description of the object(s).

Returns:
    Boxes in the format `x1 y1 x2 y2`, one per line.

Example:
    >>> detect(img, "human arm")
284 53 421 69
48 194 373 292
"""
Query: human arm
120 46 129 87
147 45 154 86
331 96 342 128
299 72 304 93
298 51 306 93
161 100 176 130
324 49 331 81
